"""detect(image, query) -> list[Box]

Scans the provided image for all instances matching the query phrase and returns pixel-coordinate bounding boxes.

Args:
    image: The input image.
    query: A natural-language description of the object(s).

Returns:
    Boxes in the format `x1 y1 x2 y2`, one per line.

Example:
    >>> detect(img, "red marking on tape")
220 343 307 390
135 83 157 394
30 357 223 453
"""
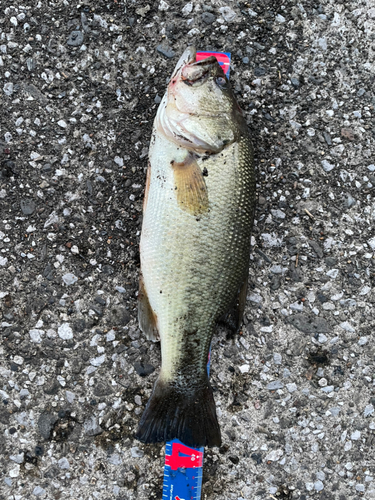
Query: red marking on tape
165 442 203 471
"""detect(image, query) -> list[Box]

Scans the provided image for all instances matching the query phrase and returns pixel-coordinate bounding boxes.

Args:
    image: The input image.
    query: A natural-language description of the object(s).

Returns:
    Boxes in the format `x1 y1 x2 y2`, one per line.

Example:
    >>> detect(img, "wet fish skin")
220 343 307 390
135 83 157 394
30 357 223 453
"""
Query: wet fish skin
135 47 256 448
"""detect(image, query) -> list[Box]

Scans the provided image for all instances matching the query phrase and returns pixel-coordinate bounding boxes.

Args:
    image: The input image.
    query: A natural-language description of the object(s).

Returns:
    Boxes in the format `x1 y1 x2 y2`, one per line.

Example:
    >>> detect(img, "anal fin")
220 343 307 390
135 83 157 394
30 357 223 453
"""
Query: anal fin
138 275 159 342
171 154 209 216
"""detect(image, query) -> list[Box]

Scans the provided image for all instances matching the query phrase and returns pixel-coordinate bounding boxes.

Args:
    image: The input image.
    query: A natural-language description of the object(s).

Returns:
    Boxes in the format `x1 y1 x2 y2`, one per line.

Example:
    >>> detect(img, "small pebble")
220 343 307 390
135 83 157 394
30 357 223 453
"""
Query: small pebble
67 31 84 47
131 447 144 458
156 45 175 59
201 12 216 24
58 458 70 469
291 77 300 88
58 323 73 340
62 273 78 285
266 381 284 390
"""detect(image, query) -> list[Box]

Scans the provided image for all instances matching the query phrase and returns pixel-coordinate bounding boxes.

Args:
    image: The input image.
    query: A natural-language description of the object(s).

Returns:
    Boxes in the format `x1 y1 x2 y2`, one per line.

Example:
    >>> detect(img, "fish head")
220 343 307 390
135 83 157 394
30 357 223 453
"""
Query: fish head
156 47 245 154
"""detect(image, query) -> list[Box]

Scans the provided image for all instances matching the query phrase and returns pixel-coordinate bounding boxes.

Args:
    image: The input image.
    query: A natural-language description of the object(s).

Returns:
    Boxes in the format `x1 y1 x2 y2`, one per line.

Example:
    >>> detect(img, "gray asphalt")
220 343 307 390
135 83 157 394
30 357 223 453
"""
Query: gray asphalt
1 1 375 499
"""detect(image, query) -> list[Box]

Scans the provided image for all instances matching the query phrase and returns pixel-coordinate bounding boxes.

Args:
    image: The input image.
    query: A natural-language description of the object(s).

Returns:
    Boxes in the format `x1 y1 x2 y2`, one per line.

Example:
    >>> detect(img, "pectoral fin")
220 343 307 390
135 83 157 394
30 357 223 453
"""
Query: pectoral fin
171 154 209 216
138 275 159 342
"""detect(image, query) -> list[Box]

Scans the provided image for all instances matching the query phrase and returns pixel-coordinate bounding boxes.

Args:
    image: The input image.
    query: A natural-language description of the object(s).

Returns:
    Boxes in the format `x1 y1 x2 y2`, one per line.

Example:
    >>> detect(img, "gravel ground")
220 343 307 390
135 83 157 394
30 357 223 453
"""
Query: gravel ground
1 0 375 499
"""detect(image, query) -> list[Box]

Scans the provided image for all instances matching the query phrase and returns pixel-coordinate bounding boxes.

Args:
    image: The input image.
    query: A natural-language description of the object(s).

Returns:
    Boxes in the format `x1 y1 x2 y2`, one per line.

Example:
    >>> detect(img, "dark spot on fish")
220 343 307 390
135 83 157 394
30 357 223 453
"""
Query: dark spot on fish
160 290 162 294
202 167 208 177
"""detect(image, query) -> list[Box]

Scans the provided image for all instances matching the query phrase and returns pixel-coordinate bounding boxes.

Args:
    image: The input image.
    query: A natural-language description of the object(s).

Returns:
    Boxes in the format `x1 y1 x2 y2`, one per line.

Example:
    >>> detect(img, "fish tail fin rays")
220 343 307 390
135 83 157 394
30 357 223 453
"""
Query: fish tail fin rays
135 376 221 448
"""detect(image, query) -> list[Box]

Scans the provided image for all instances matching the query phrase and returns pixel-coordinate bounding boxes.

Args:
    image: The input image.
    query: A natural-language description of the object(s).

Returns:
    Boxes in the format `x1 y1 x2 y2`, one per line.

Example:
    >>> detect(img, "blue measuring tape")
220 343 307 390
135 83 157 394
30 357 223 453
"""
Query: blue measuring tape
162 50 231 500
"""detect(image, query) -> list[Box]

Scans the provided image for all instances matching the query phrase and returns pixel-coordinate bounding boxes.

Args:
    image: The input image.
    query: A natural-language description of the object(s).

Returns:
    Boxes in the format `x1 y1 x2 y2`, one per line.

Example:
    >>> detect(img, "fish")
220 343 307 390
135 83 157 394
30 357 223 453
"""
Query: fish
135 47 256 448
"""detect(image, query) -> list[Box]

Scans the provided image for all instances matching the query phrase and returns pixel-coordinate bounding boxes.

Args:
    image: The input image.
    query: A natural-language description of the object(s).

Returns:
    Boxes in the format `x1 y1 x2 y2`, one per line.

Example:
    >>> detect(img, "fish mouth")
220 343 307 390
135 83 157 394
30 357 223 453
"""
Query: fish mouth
170 46 197 81
181 56 218 85
170 47 219 85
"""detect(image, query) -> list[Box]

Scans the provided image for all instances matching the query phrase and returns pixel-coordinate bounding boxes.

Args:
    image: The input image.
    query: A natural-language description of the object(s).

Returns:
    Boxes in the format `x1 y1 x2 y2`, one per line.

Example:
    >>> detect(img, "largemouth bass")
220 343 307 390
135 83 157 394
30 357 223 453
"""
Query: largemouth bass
135 47 256 448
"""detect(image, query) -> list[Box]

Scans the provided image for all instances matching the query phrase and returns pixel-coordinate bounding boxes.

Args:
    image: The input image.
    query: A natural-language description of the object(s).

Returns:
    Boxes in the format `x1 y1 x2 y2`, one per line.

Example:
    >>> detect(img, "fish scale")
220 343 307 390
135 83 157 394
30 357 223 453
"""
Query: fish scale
136 45 255 452
143 132 254 376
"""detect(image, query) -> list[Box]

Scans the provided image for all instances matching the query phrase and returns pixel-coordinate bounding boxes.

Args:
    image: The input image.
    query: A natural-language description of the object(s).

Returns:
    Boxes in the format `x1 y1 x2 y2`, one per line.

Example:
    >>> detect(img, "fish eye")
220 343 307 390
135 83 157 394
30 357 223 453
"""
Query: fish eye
215 76 227 88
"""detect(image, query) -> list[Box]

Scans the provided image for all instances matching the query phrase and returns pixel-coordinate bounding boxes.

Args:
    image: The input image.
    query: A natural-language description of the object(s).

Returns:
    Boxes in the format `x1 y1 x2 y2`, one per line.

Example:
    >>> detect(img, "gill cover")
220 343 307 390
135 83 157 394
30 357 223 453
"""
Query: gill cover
155 46 243 154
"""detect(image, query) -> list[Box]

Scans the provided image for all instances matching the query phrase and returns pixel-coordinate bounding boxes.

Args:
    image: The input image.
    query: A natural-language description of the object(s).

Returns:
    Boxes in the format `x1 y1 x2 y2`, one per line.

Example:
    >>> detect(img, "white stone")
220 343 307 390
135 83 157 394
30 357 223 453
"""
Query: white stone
273 353 282 365
158 0 169 10
58 457 70 469
368 237 375 250
58 323 73 340
248 293 262 304
57 120 67 128
62 273 78 285
265 449 284 461
131 447 144 458
364 405 374 417
286 383 297 393
187 28 200 36
261 233 283 247
290 301 304 312
114 156 123 167
219 6 236 22
275 14 286 23
260 325 273 333
33 486 46 496
321 160 335 172
318 38 327 50
339 321 355 333
326 269 339 279
3 82 14 96
182 2 193 15
13 355 24 365
10 453 24 463
239 364 250 373
108 453 123 465
314 480 324 491
29 329 44 343
90 354 106 366
9 464 20 477
106 330 116 341
351 430 361 440
66 391 75 403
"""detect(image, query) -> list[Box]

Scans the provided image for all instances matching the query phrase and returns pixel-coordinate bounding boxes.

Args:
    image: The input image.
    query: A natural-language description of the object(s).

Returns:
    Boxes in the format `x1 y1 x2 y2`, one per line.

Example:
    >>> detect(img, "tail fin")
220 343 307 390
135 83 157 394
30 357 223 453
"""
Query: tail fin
135 376 221 448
